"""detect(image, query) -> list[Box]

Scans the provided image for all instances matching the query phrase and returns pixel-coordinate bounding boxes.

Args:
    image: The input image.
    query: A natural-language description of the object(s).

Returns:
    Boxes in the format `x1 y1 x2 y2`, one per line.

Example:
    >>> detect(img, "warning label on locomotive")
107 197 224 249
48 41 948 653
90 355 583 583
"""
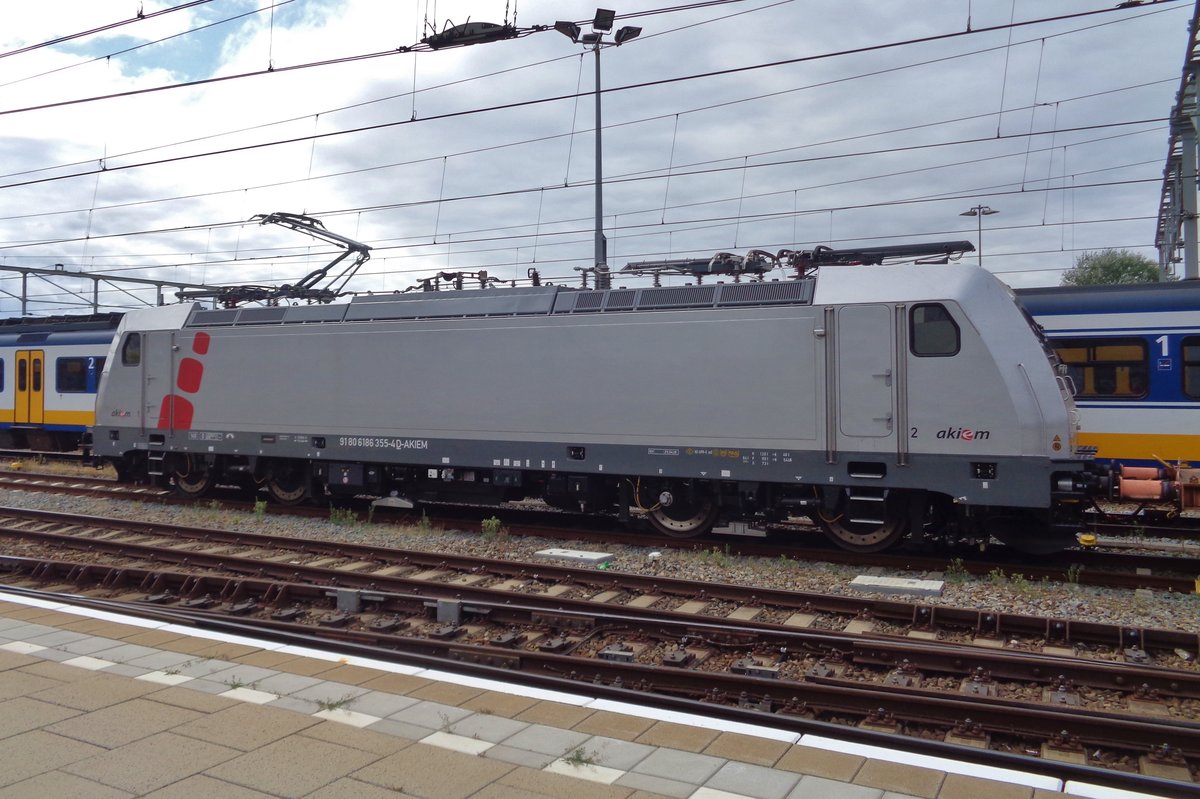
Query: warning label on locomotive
686 448 742 458
338 436 429 450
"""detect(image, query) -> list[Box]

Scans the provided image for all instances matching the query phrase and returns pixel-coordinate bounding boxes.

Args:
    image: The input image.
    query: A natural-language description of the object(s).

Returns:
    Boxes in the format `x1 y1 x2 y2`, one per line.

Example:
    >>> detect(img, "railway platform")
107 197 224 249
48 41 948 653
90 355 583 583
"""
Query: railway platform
0 590 1165 799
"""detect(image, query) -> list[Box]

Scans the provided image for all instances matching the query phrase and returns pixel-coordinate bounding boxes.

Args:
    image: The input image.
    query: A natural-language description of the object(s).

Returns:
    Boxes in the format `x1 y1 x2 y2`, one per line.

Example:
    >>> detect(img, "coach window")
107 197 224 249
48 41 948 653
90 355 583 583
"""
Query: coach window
121 333 141 366
1052 338 1147 399
57 357 106 393
1184 336 1200 398
910 303 959 356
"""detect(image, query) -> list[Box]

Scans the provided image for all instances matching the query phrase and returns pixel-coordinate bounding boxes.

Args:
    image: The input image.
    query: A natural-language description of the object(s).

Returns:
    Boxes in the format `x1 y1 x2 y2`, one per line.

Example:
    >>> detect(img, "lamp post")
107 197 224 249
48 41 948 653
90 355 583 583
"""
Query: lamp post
556 10 641 289
959 205 998 267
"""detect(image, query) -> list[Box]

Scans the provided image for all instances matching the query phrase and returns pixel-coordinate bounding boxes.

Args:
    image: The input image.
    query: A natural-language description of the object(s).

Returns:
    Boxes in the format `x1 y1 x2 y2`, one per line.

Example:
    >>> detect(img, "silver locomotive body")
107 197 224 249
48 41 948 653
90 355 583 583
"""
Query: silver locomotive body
92 263 1099 551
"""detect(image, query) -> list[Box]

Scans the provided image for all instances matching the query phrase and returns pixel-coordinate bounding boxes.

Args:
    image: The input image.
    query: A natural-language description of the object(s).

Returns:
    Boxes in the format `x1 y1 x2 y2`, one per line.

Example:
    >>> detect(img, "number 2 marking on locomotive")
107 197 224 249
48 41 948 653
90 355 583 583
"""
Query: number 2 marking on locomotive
910 427 918 438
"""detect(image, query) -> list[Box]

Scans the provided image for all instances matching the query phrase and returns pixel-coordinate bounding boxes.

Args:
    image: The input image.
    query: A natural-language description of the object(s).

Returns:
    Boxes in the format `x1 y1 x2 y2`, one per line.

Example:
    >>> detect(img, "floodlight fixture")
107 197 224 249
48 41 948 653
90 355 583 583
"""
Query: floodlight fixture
959 205 999 266
592 8 615 31
554 20 581 42
558 8 644 288
614 25 641 45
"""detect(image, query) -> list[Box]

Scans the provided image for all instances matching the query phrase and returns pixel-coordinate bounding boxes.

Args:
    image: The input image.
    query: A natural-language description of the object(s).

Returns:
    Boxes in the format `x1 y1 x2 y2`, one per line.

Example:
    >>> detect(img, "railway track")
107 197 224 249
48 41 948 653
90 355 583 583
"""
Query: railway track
1 504 1198 792
1 467 1199 593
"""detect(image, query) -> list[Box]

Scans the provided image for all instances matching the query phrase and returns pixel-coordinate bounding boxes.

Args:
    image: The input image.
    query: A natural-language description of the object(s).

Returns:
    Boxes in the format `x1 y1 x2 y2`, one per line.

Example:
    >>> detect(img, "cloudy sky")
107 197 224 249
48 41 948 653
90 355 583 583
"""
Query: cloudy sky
0 0 1189 314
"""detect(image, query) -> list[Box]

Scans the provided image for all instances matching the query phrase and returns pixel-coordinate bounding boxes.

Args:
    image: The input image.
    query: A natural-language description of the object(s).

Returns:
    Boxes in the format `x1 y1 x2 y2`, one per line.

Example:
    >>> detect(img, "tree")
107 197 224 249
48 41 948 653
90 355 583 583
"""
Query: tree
1060 249 1165 286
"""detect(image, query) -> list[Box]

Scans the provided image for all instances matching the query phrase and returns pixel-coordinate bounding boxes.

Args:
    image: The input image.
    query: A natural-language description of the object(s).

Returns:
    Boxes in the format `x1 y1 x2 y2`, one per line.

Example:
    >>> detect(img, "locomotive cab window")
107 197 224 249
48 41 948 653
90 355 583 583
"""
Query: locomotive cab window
910 303 959 356
1184 336 1200 399
56 357 106 394
1051 337 1147 399
120 333 141 366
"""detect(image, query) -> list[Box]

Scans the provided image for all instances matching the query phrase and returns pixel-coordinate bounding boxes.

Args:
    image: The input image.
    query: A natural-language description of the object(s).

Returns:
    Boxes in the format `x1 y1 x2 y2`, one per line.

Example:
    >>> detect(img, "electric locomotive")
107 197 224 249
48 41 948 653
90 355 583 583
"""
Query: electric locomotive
0 313 121 450
89 239 1105 554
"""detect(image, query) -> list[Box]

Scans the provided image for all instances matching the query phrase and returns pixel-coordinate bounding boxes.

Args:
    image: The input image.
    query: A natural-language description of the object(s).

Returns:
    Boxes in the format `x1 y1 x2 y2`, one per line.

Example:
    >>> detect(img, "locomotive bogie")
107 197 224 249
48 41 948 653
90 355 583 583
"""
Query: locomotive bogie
91 264 1097 552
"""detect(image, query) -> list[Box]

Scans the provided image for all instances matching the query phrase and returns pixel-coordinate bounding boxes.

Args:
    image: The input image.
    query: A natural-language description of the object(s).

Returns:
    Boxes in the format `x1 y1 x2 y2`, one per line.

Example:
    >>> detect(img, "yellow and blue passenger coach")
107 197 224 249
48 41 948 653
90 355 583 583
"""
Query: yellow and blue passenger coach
0 314 120 450
1017 281 1200 470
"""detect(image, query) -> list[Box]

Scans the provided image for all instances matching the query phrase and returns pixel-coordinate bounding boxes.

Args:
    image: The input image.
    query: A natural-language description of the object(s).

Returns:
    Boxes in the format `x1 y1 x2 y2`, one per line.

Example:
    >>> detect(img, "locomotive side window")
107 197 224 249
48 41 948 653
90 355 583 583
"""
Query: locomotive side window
1184 336 1200 399
1051 338 1147 399
121 333 141 366
56 357 107 393
910 303 959 356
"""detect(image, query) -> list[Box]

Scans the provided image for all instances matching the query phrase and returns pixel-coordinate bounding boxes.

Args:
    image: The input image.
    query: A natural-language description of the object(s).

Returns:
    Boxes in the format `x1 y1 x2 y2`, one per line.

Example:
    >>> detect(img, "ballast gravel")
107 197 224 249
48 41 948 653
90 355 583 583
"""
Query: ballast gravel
2 487 1198 636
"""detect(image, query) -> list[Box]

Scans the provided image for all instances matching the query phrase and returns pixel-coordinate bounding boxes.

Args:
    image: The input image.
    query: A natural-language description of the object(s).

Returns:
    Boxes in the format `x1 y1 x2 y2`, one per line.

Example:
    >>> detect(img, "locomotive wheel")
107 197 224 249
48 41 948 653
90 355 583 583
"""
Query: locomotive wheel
266 466 308 505
173 456 213 498
817 491 907 552
647 494 719 538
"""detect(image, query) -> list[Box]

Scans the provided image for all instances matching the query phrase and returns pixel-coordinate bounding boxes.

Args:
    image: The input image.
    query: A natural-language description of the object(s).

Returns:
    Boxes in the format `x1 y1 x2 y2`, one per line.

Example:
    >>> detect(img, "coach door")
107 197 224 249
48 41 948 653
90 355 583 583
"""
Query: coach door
14 350 45 425
836 305 895 445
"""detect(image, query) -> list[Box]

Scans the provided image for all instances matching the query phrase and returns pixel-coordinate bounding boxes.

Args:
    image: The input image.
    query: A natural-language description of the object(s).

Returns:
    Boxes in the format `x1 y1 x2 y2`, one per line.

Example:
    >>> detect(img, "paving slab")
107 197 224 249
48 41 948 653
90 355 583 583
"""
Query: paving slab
173 699 321 751
58 636 129 656
365 716 442 741
0 696 82 737
142 684 240 713
614 770 697 798
46 697 203 748
406 678 487 705
852 759 945 798
137 773 278 798
386 698 475 730
287 681 371 708
0 729 108 787
299 718 414 757
703 759 802 799
483 742 561 769
202 663 283 689
704 731 791 767
936 772 1035 799
353 742 517 799
24 629 93 648
786 775 884 798
0 649 38 670
347 688 421 718
249 670 324 696
631 746 726 784
576 734 658 771
516 699 596 728
0 668 66 701
461 689 540 717
0 768 134 799
86 643 172 665
62 731 241 795
302 776 424 798
204 734 382 798
573 708 658 741
501 722 594 756
636 720 722 752
775 745 866 782
510 763 633 795
447 709 530 742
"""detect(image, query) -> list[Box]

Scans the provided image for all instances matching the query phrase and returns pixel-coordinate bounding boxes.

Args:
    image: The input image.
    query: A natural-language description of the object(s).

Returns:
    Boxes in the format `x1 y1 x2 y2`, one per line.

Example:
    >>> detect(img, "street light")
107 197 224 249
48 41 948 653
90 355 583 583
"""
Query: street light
959 205 998 267
556 9 641 289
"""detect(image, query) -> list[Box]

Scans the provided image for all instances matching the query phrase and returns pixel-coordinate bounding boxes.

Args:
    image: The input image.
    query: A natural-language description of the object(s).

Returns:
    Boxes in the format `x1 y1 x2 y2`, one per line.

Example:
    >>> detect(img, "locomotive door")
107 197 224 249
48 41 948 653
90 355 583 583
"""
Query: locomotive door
836 305 895 442
141 331 177 434
14 350 45 426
